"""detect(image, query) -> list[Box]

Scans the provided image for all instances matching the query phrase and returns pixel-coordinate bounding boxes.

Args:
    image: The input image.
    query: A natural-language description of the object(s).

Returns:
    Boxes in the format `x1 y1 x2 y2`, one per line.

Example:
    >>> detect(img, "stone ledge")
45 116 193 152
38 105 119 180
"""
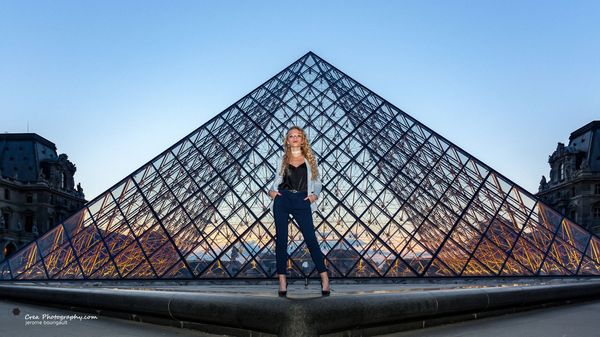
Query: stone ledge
1 280 600 336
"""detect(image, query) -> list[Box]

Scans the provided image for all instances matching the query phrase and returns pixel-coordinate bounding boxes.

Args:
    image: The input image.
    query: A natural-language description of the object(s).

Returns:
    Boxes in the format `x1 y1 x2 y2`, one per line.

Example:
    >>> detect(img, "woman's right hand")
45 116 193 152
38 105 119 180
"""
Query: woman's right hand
269 190 281 200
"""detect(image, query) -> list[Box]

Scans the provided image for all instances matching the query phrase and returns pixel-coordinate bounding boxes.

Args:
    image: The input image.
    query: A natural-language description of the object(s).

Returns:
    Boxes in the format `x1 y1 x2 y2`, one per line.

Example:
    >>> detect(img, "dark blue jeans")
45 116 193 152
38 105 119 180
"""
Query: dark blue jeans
273 189 327 275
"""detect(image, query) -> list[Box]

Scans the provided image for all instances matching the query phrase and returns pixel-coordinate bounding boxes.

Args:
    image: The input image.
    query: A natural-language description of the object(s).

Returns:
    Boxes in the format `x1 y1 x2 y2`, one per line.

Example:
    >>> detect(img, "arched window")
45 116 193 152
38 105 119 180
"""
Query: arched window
558 162 565 181
3 243 16 258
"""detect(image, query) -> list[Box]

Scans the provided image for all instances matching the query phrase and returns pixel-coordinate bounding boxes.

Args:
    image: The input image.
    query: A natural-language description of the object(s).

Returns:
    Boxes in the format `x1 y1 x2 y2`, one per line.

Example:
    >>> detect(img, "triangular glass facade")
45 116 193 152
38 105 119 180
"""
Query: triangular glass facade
3 52 600 280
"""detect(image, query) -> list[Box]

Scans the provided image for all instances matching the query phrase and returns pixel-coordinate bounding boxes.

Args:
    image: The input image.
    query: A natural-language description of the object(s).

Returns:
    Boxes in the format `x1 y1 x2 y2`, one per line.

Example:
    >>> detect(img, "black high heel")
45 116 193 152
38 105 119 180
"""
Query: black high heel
278 281 288 297
320 281 330 297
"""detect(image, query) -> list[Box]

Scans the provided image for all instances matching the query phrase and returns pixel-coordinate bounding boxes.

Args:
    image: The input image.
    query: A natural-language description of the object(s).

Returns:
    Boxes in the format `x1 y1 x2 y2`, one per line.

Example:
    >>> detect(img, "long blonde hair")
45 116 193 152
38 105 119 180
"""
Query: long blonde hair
279 126 319 180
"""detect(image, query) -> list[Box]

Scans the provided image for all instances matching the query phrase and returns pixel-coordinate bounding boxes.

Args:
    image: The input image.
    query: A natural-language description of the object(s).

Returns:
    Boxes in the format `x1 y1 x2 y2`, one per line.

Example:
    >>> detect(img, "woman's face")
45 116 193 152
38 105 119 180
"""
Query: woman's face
287 129 304 148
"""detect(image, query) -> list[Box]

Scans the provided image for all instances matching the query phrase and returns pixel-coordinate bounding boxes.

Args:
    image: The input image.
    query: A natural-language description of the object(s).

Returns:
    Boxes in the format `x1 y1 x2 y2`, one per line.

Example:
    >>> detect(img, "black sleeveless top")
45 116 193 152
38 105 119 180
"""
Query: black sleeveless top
278 162 308 192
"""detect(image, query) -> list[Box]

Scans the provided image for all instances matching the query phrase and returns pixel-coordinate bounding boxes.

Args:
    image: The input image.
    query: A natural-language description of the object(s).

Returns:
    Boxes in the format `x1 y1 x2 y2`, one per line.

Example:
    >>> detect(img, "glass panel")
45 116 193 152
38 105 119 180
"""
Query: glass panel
435 238 471 275
187 240 218 277
168 221 201 255
9 244 40 277
461 258 493 276
347 258 379 277
62 209 91 239
126 259 157 279
15 261 46 280
363 239 396 276
547 238 582 273
472 237 507 275
161 260 193 279
0 262 11 280
500 257 534 276
510 236 546 273
138 224 170 256
424 258 455 276
113 242 148 277
578 256 600 275
199 259 229 278
535 203 563 233
556 218 590 253
520 218 555 253
79 242 111 278
385 257 418 277
44 243 76 277
237 258 269 278
37 226 68 258
70 226 102 256
149 242 183 277
538 257 570 276
53 261 84 280
449 220 481 254
89 261 120 279
104 225 136 257
585 236 600 264
485 219 519 253
401 240 431 276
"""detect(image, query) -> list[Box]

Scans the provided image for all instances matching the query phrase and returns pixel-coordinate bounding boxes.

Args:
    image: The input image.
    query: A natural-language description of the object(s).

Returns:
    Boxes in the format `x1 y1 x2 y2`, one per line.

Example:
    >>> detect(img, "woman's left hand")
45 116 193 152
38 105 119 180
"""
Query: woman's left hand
304 194 318 203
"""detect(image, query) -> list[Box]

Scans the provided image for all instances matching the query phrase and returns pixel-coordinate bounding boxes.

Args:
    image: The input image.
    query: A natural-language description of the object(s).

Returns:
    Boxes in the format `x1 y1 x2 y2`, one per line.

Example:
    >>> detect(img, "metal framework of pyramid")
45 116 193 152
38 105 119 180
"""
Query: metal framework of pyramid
3 52 600 280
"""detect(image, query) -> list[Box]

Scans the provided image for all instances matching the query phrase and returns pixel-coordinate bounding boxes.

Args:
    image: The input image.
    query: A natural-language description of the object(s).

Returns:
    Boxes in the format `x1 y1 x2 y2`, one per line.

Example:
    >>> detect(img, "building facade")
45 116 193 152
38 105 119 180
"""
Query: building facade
0 133 86 260
538 121 600 235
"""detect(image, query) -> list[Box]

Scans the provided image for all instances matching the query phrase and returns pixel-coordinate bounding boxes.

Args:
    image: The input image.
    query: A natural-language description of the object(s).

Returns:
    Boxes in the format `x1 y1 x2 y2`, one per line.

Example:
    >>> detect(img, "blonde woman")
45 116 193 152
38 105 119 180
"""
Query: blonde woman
268 126 330 297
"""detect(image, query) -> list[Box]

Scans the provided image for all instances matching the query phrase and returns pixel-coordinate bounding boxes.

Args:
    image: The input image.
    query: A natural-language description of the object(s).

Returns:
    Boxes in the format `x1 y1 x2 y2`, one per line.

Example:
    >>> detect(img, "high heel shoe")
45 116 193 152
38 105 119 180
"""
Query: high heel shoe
278 282 288 297
320 281 330 297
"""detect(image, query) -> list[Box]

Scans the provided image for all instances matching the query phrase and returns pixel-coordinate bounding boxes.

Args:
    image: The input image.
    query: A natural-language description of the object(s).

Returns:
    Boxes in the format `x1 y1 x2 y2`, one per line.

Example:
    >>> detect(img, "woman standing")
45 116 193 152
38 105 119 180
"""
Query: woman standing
268 126 330 297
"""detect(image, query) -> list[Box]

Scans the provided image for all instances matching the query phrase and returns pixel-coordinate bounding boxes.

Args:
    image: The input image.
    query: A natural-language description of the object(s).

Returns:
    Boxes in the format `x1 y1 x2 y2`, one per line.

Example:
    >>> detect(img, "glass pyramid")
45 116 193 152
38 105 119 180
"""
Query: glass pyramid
3 52 600 280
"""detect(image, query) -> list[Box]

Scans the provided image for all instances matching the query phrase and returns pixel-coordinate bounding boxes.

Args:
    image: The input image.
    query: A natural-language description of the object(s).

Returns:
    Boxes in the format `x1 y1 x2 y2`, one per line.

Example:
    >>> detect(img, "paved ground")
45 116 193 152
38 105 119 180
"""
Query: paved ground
382 300 600 337
0 299 218 337
3 298 600 337
15 277 582 298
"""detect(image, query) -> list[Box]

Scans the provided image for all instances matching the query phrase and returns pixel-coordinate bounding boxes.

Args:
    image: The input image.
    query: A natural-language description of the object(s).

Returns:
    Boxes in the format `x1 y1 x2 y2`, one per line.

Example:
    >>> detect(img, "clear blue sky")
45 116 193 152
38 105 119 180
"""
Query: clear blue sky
1 1 598 199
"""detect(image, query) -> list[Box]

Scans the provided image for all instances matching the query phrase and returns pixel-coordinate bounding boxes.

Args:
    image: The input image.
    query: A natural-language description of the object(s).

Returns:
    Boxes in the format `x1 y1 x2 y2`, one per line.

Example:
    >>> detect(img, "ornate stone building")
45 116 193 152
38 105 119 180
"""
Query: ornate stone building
0 133 86 260
537 121 600 235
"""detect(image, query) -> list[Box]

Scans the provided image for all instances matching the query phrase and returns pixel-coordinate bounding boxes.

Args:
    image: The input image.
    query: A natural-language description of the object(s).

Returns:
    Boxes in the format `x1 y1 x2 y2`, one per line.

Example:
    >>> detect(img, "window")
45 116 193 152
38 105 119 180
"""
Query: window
1 213 8 229
26 194 33 203
3 243 16 258
576 153 585 169
593 201 600 217
4 189 10 200
558 163 565 181
595 184 600 195
60 172 66 189
25 214 33 232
